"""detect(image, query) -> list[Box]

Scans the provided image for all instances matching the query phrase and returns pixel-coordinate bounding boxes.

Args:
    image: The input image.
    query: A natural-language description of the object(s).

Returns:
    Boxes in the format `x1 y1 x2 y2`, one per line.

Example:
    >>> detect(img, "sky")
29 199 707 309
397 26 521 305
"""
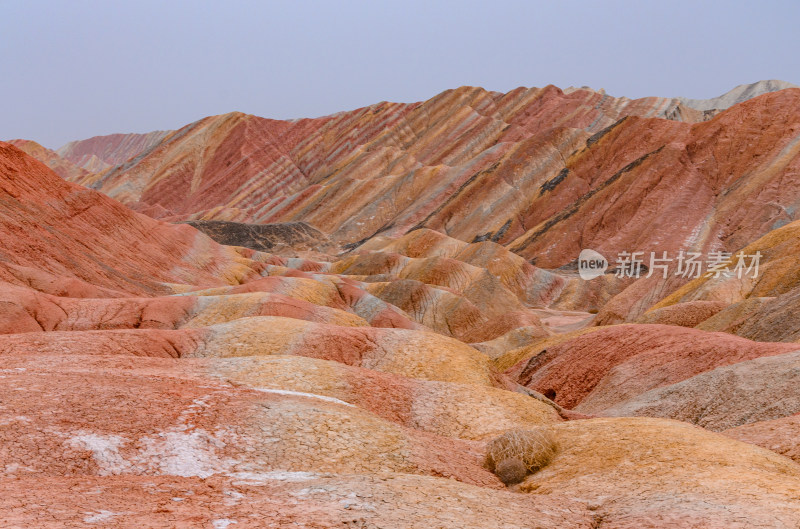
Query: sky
1 0 798 149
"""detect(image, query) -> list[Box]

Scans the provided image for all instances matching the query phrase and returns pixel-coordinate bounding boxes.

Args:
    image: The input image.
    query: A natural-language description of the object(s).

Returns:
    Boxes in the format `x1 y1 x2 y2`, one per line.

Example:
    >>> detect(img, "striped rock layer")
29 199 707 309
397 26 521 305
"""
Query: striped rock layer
48 85 800 275
62 86 704 244
56 130 172 173
4 81 800 528
6 139 90 181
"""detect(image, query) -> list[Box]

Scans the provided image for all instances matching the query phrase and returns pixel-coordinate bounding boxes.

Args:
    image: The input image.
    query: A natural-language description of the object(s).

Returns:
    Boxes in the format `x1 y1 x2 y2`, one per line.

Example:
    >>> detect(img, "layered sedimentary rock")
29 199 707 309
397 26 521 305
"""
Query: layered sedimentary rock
51 86 800 282
5 81 800 527
519 418 800 528
507 324 798 412
648 217 800 340
598 350 800 431
56 130 172 173
725 413 800 463
7 139 90 181
184 219 334 255
65 87 708 246
676 79 799 111
0 142 262 295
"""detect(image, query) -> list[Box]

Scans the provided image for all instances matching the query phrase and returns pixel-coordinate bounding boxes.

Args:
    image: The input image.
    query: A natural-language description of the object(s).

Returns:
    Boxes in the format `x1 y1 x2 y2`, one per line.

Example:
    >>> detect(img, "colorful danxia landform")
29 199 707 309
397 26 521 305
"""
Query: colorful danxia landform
3 80 800 528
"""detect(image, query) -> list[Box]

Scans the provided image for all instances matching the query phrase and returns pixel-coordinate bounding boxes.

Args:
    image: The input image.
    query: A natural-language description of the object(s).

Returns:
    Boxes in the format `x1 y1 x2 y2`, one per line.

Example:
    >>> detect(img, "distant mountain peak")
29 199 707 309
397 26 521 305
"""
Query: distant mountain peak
56 130 173 172
677 79 799 111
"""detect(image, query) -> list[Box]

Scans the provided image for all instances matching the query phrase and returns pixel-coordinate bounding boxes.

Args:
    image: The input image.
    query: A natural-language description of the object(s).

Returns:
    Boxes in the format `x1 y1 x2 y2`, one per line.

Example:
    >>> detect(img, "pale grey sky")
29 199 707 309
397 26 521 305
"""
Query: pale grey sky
1 0 798 148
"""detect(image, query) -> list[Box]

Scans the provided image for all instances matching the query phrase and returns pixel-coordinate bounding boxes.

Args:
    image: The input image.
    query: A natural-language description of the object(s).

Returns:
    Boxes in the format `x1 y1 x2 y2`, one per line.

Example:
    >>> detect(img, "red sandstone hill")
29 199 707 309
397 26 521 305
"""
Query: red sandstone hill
7 139 89 182
56 130 172 173
0 141 262 295
54 86 706 241
15 83 800 329
37 86 800 278
5 83 800 527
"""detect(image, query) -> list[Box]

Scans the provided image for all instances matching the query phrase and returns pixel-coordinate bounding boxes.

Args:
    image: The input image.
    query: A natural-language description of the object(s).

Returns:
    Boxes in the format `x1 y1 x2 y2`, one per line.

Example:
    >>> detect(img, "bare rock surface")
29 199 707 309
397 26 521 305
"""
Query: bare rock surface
508 324 797 412
6 84 800 527
520 418 800 528
676 79 799 111
724 413 800 463
597 350 800 431
184 219 333 254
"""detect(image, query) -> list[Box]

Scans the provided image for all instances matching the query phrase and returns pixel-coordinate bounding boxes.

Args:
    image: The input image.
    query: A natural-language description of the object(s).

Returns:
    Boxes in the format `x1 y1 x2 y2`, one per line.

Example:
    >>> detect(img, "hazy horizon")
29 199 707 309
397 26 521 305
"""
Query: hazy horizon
2 0 799 149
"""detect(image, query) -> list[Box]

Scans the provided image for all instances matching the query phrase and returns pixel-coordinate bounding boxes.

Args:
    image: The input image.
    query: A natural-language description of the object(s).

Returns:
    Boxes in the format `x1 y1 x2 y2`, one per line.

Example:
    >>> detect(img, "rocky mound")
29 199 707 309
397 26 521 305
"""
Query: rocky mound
635 300 728 327
647 217 800 340
598 351 800 431
519 418 800 527
724 413 800 463
506 324 798 411
184 219 333 253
